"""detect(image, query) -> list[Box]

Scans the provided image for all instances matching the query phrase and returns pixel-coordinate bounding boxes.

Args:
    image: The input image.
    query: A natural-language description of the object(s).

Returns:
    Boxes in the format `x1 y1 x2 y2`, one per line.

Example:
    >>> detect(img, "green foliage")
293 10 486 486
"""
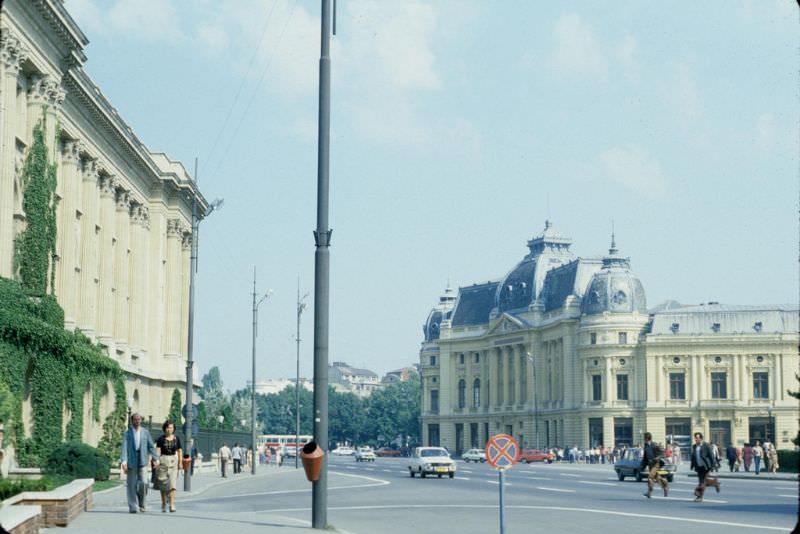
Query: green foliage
788 374 800 446
0 477 60 500
0 277 126 466
167 388 183 426
0 381 14 431
776 449 799 473
16 113 58 296
255 385 313 435
363 375 421 445
45 441 110 481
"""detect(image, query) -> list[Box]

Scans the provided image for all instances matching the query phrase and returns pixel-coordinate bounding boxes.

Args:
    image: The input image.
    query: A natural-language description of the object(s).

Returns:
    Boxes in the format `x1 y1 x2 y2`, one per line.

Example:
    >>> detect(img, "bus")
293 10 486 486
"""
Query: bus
257 434 313 457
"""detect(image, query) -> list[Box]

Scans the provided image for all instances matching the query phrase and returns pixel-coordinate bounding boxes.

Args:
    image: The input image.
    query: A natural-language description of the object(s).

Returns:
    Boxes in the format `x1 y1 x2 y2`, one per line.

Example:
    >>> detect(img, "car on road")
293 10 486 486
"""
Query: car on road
462 448 487 463
375 447 401 457
408 447 457 478
613 447 677 482
519 449 554 463
331 446 355 456
354 447 376 462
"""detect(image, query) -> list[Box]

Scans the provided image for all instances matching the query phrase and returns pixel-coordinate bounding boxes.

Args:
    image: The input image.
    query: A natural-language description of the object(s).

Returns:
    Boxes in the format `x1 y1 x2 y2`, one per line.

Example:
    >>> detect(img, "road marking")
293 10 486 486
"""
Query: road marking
560 473 580 477
487 480 512 486
778 495 797 498
461 469 474 473
536 487 575 493
257 504 787 531
579 481 616 486
364 468 375 471
516 474 552 480
457 477 471 480
381 469 392 472
345 466 356 470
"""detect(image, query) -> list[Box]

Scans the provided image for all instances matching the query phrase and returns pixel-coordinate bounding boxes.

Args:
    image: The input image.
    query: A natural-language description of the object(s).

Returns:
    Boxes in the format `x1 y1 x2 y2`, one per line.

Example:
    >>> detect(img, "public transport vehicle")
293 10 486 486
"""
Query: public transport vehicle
256 434 313 456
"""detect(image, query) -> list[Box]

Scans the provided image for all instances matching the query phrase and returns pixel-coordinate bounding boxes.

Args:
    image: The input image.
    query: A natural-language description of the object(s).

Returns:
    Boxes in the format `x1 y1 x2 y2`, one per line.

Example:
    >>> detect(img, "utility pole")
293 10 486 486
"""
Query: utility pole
312 0 333 528
184 158 198 492
252 268 271 475
295 280 308 469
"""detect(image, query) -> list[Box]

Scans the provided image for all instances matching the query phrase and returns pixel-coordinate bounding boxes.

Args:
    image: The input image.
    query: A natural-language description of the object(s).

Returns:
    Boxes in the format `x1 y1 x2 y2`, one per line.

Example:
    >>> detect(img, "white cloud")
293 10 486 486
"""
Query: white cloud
657 63 708 147
546 13 608 80
196 24 229 57
616 34 639 84
600 145 668 196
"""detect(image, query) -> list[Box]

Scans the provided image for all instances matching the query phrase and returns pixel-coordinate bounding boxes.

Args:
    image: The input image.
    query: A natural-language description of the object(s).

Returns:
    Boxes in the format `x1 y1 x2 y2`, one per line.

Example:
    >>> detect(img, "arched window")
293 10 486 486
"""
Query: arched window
458 379 466 409
473 378 481 408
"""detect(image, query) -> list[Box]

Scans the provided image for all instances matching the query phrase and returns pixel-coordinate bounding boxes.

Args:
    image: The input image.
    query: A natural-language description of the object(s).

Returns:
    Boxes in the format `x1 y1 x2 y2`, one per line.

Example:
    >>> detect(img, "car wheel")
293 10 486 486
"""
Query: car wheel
438 474 442 478
449 472 455 479
666 474 674 483
409 469 415 478
481 459 486 463
635 470 643 482
421 471 426 479
616 470 625 481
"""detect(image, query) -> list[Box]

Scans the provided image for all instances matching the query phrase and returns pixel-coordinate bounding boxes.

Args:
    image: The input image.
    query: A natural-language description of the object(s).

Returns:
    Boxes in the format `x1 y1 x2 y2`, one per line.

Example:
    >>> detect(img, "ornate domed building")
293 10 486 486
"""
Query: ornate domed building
419 222 798 454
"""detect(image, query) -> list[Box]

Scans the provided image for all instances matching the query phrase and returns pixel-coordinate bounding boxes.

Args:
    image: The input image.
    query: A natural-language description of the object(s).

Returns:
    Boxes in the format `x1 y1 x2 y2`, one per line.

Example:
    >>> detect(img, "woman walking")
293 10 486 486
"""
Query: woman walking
155 420 182 512
752 441 764 475
767 443 779 473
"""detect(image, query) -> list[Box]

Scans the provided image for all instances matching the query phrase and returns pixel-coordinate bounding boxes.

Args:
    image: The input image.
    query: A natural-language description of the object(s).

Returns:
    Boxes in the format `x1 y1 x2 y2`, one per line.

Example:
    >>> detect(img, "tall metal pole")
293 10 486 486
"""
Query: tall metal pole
312 0 332 528
295 279 302 469
184 158 198 492
251 268 258 475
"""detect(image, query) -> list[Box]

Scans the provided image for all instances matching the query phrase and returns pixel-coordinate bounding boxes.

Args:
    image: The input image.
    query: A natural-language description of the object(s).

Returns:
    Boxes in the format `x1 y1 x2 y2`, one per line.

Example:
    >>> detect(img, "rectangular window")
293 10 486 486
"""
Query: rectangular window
591 375 602 401
430 389 439 413
590 333 597 345
711 372 727 399
616 374 629 400
613 417 633 447
753 372 769 399
618 332 627 344
459 353 465 365
470 423 479 448
430 355 437 366
428 424 440 447
669 373 686 400
474 352 480 363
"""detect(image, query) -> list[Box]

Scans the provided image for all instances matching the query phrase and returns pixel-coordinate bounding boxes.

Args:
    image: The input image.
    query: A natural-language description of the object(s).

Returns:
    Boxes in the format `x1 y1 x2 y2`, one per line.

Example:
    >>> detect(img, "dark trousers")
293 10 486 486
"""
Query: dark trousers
233 459 241 473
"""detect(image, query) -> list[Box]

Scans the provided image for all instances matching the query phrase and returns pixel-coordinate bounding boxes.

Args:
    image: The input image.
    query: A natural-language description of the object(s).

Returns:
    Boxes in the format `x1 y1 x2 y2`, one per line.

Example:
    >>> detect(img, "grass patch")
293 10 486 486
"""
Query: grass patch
0 475 71 501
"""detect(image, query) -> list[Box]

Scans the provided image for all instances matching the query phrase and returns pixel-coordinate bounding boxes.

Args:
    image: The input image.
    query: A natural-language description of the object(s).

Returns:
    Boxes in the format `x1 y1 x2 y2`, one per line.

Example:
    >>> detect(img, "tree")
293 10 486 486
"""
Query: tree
788 373 799 446
364 375 420 446
200 366 231 428
328 389 366 446
0 381 15 443
167 388 182 426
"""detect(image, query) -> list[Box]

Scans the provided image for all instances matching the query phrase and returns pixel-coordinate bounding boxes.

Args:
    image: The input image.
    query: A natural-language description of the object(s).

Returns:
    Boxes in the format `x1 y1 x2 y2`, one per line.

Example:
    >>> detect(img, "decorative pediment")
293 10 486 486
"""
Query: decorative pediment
487 313 525 335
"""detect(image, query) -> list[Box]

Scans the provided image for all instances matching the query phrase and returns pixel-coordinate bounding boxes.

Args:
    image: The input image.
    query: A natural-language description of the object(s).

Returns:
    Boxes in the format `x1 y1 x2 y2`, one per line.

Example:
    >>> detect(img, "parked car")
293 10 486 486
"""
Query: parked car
613 447 677 482
375 447 401 457
354 447 376 462
331 446 355 456
408 447 457 478
462 448 487 463
519 449 554 463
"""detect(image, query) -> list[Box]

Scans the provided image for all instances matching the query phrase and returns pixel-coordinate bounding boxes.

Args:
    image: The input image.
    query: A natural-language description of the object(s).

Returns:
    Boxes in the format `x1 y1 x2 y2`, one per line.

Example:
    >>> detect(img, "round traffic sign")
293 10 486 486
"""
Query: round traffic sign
484 434 519 470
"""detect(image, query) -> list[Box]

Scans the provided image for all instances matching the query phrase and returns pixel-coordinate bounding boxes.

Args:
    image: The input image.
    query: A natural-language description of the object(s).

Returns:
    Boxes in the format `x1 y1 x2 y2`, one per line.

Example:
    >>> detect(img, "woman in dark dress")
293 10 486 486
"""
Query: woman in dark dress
155 420 182 512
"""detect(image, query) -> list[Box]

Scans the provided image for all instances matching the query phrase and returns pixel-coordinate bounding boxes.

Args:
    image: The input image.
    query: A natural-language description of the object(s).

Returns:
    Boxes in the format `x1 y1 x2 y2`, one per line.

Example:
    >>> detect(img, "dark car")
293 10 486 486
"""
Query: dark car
613 447 676 482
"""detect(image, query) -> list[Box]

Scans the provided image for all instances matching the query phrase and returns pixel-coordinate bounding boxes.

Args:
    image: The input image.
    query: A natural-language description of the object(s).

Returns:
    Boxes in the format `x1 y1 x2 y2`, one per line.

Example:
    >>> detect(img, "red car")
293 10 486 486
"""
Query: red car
519 449 554 463
375 447 401 457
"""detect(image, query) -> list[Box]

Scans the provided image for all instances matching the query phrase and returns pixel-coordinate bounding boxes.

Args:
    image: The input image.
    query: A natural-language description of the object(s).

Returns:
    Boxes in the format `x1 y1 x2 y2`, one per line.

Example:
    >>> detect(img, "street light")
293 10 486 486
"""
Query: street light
295 282 309 468
184 160 224 492
252 270 272 475
526 352 538 449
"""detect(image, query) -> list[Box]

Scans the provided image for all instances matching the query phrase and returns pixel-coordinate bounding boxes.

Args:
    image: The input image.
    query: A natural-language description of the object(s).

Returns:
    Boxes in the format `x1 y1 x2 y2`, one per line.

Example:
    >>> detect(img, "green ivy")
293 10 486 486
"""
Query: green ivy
0 277 127 466
15 111 58 297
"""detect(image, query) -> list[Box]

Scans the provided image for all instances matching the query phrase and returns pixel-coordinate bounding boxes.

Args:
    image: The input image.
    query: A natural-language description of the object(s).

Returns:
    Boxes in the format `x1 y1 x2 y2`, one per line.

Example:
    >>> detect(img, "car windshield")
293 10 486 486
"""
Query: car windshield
421 449 448 457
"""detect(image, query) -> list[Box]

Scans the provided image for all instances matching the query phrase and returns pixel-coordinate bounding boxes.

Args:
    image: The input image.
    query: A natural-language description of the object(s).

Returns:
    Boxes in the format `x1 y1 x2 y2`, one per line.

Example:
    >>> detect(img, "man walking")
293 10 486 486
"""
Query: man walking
725 444 737 472
120 413 159 513
690 432 720 502
219 442 231 478
641 432 668 498
232 443 242 474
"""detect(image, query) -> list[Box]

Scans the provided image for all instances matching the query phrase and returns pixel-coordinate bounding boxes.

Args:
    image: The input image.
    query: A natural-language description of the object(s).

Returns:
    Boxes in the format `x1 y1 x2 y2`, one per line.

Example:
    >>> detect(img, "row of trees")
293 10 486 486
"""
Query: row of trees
192 366 421 448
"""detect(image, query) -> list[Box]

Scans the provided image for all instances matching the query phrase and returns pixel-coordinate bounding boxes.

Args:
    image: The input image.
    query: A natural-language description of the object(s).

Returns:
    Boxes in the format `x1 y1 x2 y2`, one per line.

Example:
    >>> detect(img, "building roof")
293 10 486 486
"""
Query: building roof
451 281 500 327
330 362 379 379
581 236 647 316
650 304 798 335
541 258 603 312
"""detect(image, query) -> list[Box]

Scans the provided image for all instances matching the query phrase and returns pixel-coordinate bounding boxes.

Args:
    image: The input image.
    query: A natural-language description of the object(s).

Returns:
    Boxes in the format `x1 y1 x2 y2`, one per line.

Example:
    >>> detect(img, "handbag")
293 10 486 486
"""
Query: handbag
156 463 171 491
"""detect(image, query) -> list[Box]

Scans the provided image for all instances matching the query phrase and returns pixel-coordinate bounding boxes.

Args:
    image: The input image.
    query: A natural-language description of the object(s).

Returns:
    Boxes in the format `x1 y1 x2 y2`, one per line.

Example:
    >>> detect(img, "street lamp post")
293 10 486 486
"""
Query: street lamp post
184 161 223 492
295 282 308 469
252 269 272 475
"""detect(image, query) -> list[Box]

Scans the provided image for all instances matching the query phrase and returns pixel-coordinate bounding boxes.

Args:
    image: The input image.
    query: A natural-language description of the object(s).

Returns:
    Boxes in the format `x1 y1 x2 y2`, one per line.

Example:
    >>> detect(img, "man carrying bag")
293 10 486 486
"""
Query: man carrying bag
120 413 159 513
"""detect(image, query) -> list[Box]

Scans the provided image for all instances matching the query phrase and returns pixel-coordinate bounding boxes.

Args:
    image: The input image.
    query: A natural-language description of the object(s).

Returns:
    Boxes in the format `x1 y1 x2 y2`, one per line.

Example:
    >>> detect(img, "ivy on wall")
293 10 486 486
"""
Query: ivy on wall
14 112 58 297
0 277 127 466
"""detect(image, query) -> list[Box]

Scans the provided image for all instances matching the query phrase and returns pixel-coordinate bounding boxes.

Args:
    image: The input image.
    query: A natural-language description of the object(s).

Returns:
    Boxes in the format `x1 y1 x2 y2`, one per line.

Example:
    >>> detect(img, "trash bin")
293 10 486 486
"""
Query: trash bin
300 442 324 482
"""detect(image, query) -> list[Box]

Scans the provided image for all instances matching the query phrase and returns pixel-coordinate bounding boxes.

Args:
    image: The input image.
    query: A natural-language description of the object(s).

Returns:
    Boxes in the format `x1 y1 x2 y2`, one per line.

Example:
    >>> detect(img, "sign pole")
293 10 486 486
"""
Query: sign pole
499 469 506 534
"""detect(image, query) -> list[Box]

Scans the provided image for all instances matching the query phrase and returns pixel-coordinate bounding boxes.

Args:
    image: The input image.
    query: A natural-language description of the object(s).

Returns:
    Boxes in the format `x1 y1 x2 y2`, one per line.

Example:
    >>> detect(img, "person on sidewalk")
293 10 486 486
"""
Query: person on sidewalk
640 432 668 498
767 443 779 473
232 443 242 474
752 441 764 475
188 439 198 475
725 444 738 472
742 443 752 472
120 413 159 513
155 420 182 513
219 442 232 478
690 432 720 502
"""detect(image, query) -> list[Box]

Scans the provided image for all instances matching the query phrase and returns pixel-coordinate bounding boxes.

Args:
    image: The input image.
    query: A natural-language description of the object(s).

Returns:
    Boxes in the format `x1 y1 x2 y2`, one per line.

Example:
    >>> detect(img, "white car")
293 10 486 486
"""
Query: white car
462 448 486 463
354 447 376 462
331 446 355 456
408 447 457 478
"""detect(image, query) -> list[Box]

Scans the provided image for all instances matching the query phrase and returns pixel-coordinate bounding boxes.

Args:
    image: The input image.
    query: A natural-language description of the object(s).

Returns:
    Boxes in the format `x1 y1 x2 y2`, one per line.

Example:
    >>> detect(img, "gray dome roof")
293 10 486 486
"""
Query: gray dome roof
423 286 456 341
581 237 646 315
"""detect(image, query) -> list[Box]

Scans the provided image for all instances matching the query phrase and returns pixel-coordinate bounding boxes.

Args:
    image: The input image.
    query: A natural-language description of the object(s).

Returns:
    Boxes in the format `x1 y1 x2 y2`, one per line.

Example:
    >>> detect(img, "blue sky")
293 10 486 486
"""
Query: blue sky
66 0 798 391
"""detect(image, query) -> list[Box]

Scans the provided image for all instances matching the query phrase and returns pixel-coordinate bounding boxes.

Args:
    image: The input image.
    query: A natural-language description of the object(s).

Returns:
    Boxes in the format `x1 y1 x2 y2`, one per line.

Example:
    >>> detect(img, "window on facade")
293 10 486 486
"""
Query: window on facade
591 375 602 401
457 379 466 409
473 378 481 408
669 373 686 400
618 332 627 344
430 355 437 366
459 353 465 365
753 372 769 399
590 333 597 345
616 374 629 400
428 424 440 447
711 372 727 399
430 389 439 413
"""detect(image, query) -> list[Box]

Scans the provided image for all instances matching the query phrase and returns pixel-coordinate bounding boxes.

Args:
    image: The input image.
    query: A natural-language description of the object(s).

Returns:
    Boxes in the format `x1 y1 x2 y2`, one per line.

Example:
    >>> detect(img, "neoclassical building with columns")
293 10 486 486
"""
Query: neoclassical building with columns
1 0 203 437
420 221 798 454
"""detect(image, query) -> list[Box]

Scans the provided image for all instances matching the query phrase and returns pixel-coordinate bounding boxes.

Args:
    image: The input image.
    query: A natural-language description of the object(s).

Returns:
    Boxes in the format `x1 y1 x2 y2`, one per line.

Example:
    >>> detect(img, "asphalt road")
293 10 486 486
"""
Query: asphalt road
176 456 798 533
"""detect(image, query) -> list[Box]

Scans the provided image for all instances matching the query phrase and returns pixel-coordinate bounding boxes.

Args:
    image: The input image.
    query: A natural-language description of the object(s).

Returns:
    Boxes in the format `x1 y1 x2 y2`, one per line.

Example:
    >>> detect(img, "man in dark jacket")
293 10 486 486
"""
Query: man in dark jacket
690 432 720 502
725 444 738 472
640 432 668 498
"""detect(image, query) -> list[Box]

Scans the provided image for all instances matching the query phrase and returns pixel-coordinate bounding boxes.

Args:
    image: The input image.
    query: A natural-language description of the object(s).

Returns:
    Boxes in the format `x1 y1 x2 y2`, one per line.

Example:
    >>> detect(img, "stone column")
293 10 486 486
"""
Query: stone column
690 355 699 405
113 188 130 351
605 357 613 403
519 346 527 404
0 29 28 277
128 203 148 356
56 140 81 328
493 348 502 406
163 218 182 357
96 173 117 346
77 160 100 338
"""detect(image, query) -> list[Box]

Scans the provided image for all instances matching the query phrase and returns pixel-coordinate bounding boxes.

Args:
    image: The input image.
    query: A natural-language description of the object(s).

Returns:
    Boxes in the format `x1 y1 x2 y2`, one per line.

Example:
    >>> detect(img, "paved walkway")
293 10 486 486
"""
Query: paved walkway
57 465 350 534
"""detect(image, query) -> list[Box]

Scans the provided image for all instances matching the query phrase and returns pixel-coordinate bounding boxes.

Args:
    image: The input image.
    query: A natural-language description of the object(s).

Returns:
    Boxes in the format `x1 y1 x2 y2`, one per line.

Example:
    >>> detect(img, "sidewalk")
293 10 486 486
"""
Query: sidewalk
57 465 352 534
685 469 798 481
